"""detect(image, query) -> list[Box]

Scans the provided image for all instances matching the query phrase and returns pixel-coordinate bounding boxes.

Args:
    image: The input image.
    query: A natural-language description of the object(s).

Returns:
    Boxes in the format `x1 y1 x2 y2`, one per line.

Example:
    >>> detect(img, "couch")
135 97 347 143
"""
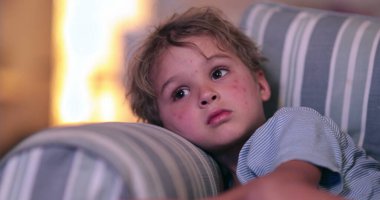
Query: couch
1 3 379 199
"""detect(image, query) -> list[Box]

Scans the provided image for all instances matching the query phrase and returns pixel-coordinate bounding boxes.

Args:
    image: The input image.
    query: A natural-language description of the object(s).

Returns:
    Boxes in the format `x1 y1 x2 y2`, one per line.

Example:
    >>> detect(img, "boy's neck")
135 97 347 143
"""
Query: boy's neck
212 146 242 187
212 144 242 174
211 133 251 174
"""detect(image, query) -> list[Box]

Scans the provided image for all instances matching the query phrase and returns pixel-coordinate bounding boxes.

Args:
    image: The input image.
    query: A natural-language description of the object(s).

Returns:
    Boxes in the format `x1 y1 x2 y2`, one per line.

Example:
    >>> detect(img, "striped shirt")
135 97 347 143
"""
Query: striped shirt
237 107 380 199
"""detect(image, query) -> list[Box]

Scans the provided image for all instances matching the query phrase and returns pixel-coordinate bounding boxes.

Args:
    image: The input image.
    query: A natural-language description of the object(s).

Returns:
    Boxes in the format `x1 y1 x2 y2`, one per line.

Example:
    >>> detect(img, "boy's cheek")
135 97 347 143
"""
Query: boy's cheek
225 85 251 104
161 107 195 128
172 111 199 132
173 109 198 125
171 111 185 121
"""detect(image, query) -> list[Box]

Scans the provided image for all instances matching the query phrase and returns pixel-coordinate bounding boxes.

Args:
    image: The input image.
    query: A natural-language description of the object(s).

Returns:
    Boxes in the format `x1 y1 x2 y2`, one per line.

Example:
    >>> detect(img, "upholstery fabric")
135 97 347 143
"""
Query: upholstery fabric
241 3 380 161
0 123 223 200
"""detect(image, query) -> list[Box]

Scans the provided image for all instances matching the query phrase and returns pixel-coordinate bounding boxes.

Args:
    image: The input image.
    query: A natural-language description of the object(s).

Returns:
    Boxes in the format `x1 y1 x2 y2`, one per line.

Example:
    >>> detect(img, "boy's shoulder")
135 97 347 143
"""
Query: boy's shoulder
275 106 321 116
271 106 323 122
267 106 341 133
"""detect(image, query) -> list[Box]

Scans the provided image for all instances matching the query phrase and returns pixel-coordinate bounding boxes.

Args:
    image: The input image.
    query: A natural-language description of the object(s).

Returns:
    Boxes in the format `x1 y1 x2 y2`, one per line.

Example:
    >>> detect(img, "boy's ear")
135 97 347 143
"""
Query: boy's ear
255 70 271 101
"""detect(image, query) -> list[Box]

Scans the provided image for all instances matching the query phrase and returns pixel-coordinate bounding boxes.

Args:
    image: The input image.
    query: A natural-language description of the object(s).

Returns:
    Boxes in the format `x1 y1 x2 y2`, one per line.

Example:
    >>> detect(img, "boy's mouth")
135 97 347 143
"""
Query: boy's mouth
207 109 231 126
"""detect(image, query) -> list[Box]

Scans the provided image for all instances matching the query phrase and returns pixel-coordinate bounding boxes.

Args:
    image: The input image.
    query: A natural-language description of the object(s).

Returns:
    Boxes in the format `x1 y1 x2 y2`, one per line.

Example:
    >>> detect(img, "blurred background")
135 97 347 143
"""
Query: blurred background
1 0 380 157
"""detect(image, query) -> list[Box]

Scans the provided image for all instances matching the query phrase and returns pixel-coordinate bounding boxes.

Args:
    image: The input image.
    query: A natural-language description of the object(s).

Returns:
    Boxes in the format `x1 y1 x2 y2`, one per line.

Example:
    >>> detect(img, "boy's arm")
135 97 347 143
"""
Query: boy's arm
208 160 345 200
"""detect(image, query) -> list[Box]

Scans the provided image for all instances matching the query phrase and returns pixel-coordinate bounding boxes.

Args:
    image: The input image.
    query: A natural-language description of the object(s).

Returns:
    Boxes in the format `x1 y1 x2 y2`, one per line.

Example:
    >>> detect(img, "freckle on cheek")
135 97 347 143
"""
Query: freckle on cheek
231 80 238 89
241 87 247 93
174 113 183 120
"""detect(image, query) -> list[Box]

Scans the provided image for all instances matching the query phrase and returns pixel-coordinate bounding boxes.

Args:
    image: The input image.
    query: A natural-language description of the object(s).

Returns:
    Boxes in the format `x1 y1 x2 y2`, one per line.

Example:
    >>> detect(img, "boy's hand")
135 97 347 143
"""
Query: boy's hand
206 160 345 200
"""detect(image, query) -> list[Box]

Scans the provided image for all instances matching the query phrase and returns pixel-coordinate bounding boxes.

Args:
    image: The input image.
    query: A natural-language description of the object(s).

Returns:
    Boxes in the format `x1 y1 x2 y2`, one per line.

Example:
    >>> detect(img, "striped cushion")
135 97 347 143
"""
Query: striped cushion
241 3 380 161
0 123 223 200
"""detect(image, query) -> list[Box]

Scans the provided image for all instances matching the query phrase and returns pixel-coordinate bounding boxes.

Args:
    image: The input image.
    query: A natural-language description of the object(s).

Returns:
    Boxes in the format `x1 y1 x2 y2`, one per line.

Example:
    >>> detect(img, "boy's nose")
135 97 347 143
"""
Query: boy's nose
199 90 219 107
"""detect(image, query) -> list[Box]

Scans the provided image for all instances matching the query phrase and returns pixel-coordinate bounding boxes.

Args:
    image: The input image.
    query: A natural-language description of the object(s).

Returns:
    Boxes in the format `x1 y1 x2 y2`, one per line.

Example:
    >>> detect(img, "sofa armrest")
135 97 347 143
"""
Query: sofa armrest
0 122 223 200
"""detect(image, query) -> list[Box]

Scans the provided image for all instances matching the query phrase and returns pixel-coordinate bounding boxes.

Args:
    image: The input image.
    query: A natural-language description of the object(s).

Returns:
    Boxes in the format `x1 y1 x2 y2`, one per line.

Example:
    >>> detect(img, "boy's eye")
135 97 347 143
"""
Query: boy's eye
211 68 228 80
172 88 189 101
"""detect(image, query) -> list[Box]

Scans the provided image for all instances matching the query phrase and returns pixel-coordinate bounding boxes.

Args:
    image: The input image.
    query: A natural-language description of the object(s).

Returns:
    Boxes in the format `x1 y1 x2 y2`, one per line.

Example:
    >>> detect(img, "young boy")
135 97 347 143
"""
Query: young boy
126 7 380 200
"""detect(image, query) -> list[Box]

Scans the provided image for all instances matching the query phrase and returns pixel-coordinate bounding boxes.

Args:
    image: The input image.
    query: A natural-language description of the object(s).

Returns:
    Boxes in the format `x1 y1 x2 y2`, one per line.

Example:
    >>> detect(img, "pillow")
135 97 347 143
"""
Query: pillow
0 122 223 199
241 3 380 161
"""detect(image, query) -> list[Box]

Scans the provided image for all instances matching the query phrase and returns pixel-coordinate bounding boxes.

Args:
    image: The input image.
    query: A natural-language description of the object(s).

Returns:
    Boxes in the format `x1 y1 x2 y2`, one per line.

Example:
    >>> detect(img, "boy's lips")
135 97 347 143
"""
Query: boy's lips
207 109 232 126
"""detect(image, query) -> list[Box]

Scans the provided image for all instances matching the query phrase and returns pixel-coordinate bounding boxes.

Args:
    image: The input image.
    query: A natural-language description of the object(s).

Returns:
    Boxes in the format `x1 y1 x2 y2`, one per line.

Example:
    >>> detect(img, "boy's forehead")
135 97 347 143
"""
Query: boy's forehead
152 35 238 77
155 36 233 70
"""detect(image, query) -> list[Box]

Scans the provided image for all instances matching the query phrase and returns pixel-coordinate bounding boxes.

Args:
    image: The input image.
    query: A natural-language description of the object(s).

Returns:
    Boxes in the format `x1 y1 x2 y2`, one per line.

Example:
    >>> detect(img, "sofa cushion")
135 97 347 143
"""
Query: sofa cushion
0 122 223 200
241 3 380 161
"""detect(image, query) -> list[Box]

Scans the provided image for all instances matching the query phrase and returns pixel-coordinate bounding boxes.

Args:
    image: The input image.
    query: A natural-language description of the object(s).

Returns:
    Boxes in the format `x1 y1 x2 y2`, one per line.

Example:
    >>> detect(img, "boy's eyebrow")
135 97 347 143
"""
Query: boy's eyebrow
205 53 231 60
160 76 176 94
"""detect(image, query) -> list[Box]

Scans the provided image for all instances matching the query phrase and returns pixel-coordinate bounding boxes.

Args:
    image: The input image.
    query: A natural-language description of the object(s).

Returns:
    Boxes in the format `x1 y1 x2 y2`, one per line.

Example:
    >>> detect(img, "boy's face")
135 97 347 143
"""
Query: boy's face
152 35 271 153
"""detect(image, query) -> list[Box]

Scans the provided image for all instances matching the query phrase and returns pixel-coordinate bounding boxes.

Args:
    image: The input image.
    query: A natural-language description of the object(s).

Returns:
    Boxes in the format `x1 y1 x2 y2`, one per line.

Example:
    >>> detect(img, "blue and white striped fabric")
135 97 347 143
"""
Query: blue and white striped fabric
237 107 380 199
0 147 123 200
0 123 223 200
241 3 380 161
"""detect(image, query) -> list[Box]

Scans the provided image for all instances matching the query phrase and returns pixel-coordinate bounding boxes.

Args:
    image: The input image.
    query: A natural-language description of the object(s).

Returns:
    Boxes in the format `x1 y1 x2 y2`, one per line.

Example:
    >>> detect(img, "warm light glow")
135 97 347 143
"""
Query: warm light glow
52 0 150 124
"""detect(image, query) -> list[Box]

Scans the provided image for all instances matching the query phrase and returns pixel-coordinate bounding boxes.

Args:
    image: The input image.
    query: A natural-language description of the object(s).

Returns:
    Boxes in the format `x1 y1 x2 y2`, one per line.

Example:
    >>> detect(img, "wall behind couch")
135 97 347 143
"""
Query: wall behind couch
0 0 52 157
